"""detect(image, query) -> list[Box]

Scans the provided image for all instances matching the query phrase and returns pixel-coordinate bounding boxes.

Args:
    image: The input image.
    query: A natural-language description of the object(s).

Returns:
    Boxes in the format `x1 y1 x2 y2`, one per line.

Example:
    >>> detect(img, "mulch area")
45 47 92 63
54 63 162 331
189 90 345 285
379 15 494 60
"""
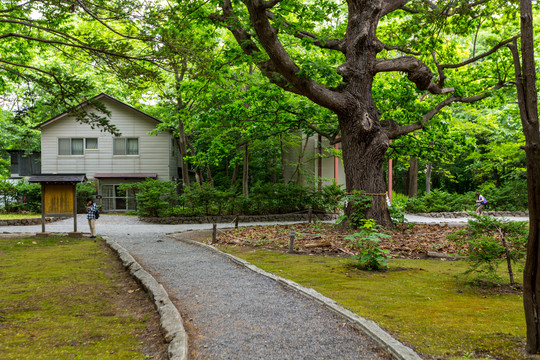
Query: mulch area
215 223 468 259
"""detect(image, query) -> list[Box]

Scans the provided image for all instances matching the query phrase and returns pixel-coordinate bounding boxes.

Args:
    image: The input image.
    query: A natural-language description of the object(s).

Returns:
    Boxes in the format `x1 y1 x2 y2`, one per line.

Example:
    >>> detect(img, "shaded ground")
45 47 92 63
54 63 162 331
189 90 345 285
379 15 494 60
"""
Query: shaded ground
213 223 467 259
0 235 168 359
99 240 168 359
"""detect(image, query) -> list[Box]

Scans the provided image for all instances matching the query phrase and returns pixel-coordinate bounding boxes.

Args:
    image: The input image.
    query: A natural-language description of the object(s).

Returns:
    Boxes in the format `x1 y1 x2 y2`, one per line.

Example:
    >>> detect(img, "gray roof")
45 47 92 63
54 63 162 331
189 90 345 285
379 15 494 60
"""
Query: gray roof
28 174 87 183
38 93 162 129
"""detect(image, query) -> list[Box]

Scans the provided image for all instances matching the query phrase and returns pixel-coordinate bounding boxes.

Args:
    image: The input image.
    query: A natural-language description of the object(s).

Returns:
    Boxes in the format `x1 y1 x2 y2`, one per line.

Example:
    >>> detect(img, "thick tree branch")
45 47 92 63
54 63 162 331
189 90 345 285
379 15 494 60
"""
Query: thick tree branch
374 56 454 94
382 81 505 139
381 0 409 17
261 0 282 9
212 0 346 111
243 0 347 111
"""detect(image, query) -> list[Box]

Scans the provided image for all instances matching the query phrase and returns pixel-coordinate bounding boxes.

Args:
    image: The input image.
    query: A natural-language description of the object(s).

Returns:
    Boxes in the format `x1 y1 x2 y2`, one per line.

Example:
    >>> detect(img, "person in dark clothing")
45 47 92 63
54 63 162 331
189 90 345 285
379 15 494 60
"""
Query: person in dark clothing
85 198 98 238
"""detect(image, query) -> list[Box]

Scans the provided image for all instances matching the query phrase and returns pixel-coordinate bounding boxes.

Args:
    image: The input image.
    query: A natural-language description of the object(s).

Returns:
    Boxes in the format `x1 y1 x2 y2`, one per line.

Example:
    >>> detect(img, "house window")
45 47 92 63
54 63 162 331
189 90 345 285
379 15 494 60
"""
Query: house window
113 138 138 155
85 138 98 149
101 185 136 211
58 138 98 155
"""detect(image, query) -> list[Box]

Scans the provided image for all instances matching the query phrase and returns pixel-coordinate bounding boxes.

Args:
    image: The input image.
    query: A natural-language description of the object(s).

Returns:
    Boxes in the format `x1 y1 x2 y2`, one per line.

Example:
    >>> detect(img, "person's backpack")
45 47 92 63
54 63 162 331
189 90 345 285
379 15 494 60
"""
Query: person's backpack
482 198 488 205
95 209 100 219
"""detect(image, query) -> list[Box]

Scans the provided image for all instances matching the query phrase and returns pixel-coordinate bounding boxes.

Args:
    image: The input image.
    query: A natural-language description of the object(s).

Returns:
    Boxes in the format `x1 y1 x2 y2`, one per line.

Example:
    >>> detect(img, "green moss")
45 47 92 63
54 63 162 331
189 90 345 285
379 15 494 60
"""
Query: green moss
0 236 155 359
0 213 41 219
222 247 526 359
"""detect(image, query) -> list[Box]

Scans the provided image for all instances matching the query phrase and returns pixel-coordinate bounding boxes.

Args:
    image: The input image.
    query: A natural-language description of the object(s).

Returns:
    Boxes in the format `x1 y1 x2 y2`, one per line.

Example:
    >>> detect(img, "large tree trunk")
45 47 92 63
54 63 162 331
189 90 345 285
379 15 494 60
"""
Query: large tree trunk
339 113 393 228
408 157 418 198
509 0 540 353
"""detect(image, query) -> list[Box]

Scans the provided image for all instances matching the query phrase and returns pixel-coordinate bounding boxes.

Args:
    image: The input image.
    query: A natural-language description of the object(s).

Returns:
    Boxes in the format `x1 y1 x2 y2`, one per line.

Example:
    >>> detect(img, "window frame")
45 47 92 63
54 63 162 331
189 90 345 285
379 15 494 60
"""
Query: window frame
58 138 99 156
113 137 139 156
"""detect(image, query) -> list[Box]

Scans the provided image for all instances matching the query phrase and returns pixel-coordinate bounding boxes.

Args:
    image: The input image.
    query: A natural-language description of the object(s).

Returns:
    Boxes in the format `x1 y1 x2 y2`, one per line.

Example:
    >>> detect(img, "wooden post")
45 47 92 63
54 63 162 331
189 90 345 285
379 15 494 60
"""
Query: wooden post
212 223 217 244
289 229 295 254
235 215 239 229
40 184 46 233
308 206 313 224
73 184 77 233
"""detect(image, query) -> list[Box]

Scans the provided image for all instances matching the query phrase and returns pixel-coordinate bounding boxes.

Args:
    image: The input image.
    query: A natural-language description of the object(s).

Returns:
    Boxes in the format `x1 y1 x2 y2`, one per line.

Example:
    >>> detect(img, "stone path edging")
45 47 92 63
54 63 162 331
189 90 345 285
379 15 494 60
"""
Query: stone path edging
102 235 188 360
175 236 422 360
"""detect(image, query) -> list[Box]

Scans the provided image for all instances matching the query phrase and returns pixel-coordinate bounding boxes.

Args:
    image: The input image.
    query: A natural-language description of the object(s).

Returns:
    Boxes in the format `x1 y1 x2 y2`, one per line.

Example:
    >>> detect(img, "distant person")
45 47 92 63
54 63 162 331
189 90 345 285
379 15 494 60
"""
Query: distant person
85 198 98 239
475 192 487 215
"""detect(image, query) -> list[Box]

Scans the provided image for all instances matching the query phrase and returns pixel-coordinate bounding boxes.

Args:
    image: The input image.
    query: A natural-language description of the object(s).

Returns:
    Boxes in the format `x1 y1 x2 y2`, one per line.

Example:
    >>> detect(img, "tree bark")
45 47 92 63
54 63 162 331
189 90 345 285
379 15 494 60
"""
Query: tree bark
408 156 418 198
173 61 191 188
509 0 540 353
206 165 214 187
242 143 249 197
339 112 393 228
426 162 432 194
230 162 239 189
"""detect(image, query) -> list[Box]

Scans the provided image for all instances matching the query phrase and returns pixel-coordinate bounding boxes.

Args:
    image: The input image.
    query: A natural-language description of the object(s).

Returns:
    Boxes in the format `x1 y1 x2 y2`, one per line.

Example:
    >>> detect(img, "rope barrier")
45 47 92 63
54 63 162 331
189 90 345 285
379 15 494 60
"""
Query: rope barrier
215 228 451 245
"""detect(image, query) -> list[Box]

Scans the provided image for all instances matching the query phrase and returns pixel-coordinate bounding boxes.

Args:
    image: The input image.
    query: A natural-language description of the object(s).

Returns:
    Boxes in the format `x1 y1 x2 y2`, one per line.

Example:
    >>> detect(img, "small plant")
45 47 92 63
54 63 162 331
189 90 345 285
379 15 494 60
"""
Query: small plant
341 190 373 228
448 214 528 286
346 219 391 271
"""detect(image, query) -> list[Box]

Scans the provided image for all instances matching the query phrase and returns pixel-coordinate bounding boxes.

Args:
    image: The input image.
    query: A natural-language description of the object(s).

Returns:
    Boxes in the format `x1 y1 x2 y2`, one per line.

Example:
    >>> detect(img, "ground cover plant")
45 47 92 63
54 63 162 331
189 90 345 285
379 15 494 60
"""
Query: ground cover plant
0 235 167 359
212 223 528 359
0 213 41 219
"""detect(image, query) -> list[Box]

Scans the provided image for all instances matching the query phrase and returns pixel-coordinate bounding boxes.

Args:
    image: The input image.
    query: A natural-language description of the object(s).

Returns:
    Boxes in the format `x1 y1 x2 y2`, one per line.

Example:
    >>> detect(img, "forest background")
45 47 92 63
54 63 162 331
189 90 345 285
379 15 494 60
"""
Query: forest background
0 0 536 214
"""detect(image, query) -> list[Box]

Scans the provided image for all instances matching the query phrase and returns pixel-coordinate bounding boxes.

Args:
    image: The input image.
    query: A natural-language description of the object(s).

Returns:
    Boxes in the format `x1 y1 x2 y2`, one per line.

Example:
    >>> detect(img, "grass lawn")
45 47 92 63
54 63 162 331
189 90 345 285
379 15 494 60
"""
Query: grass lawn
0 235 166 359
221 246 529 360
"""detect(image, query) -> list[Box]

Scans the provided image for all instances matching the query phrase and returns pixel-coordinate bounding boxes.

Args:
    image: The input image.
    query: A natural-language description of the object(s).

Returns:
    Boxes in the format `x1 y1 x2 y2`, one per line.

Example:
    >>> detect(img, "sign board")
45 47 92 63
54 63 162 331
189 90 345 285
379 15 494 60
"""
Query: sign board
43 184 74 215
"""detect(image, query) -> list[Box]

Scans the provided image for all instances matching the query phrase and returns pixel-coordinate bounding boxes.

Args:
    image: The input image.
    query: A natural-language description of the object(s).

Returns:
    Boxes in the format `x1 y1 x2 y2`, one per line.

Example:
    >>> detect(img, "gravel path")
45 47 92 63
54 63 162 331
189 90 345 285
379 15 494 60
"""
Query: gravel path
1 215 393 359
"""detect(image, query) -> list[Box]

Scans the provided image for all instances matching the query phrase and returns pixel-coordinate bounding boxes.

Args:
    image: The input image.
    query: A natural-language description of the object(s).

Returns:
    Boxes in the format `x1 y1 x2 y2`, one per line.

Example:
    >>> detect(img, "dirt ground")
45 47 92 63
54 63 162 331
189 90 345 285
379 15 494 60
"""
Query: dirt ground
210 223 468 259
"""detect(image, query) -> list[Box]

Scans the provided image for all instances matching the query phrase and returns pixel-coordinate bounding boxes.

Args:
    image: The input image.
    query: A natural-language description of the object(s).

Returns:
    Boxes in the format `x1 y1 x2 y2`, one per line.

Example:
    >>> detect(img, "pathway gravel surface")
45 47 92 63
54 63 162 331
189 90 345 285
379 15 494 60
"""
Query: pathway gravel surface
1 215 394 359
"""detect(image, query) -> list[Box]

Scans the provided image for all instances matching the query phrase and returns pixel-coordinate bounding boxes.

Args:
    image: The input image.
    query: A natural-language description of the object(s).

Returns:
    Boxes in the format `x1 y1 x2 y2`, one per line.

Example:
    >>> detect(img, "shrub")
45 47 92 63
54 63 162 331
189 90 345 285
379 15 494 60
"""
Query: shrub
448 215 528 286
340 190 372 228
404 182 529 214
120 180 177 217
346 219 391 271
76 182 97 213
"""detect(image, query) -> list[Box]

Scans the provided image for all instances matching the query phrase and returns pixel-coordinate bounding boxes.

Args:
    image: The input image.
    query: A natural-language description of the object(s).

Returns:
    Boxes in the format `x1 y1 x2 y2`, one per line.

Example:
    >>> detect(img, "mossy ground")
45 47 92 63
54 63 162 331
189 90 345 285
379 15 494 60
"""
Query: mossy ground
0 235 166 359
221 246 534 360
0 213 41 219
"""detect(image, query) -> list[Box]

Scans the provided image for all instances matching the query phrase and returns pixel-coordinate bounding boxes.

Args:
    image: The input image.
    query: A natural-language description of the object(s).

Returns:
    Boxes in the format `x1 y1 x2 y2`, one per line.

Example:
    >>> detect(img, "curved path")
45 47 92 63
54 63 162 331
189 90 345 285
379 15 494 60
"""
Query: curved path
0 215 416 359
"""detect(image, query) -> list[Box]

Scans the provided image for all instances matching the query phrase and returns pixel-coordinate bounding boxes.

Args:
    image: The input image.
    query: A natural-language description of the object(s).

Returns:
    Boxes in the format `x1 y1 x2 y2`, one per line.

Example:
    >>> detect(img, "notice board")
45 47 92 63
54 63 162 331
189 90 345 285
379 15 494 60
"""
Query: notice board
43 184 74 215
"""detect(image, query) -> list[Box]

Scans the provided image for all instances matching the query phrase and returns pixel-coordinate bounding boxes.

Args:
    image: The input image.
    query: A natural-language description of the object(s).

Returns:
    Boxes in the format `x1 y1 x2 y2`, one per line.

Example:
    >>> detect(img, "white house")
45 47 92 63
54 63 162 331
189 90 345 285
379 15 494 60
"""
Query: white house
39 93 181 211
282 134 346 188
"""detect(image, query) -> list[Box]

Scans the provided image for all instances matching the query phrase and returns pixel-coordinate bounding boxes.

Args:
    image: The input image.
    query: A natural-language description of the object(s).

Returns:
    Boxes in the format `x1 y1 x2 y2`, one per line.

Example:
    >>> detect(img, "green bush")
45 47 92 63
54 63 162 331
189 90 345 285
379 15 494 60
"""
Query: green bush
120 180 177 217
404 184 528 213
346 219 391 271
482 181 528 211
0 179 41 213
448 215 528 286
76 182 97 213
121 179 345 217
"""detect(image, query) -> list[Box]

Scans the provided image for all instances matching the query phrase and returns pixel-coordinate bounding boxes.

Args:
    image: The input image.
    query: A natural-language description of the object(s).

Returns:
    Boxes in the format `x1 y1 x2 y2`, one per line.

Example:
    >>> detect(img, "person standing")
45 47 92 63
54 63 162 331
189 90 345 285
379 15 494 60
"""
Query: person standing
475 192 487 215
85 198 98 239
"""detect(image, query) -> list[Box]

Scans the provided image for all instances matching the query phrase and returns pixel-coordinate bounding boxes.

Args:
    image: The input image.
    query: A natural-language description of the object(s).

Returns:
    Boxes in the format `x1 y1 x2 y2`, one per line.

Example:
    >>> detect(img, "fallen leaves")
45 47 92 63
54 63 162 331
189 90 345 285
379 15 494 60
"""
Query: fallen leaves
216 223 468 259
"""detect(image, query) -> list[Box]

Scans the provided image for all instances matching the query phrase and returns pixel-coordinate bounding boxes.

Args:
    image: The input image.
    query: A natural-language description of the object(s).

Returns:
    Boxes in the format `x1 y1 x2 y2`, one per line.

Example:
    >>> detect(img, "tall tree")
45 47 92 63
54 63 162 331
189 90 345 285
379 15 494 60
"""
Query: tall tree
508 0 540 353
209 0 519 227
